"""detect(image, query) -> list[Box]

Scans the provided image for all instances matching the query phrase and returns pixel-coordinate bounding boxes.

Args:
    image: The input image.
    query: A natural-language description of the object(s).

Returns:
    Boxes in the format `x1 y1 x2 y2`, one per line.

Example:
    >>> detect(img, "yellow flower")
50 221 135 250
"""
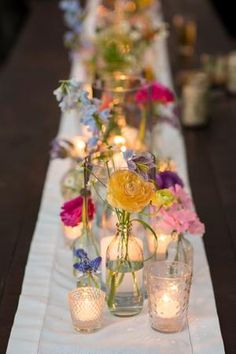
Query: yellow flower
107 170 155 213
151 189 176 208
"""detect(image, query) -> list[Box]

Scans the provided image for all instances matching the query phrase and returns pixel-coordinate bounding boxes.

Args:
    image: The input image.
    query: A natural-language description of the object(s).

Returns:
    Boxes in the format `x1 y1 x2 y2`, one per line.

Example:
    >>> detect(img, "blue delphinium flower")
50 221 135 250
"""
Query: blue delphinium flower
53 79 82 112
73 248 102 273
54 81 111 151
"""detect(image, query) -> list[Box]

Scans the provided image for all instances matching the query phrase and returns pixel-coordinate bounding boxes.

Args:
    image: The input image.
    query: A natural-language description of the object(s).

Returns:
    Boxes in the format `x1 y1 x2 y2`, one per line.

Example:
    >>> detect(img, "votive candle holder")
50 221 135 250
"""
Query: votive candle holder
147 261 192 333
68 287 105 333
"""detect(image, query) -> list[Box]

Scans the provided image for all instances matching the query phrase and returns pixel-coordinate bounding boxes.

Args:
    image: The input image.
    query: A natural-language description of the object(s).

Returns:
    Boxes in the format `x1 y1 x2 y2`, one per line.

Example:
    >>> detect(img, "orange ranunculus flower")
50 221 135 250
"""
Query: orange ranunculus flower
107 170 155 213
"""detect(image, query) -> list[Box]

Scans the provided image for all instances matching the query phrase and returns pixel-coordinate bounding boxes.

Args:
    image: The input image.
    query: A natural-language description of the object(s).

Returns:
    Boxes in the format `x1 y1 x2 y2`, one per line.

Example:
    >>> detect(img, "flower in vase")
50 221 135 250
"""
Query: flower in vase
135 81 175 105
107 170 155 213
124 151 156 181
73 248 102 273
151 82 174 104
156 170 184 189
53 79 82 112
60 195 95 227
152 189 176 208
155 185 205 236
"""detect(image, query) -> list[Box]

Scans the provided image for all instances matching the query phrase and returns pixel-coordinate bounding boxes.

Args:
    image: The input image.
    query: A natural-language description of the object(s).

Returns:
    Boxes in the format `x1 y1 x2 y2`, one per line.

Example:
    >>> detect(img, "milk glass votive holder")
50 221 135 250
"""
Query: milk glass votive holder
68 287 105 333
147 261 192 333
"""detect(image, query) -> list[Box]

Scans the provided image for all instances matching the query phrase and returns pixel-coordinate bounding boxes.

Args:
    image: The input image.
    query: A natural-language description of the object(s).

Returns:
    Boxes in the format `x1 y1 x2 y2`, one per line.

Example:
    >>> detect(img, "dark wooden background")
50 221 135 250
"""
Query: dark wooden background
0 0 235 353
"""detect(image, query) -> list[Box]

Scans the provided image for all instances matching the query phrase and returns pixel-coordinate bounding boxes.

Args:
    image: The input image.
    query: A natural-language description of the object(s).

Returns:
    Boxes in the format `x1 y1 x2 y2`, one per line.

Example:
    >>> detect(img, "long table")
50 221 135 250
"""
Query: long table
1 0 233 353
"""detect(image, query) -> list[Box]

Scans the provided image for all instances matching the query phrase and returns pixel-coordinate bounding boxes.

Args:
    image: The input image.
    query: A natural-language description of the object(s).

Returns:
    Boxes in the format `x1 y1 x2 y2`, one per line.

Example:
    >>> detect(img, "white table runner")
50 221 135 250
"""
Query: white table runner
7 1 225 353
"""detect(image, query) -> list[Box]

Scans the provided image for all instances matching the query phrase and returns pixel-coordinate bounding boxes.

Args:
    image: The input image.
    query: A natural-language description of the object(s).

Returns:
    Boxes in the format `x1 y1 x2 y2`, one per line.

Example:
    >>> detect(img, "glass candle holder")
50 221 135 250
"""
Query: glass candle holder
68 287 105 333
92 74 151 151
147 261 192 333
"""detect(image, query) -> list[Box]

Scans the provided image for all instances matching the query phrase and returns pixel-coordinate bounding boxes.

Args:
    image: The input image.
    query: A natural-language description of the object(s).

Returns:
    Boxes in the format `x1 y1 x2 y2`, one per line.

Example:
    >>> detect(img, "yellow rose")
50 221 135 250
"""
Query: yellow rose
107 170 155 212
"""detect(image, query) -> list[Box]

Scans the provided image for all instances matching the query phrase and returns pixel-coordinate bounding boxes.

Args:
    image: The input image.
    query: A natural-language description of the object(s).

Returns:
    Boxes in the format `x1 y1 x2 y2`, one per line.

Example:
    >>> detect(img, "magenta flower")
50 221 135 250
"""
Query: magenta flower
135 86 149 104
135 81 175 105
151 82 174 104
60 195 95 227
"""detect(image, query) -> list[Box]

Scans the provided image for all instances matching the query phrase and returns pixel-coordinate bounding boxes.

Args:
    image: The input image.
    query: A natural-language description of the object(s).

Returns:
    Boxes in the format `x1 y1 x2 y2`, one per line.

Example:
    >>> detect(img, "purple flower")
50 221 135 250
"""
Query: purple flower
73 248 102 273
50 138 74 159
156 171 184 189
124 151 156 180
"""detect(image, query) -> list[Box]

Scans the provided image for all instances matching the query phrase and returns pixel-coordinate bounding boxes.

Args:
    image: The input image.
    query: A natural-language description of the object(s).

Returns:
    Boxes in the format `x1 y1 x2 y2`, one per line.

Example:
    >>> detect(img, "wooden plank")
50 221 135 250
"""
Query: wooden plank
162 1 236 353
0 1 68 352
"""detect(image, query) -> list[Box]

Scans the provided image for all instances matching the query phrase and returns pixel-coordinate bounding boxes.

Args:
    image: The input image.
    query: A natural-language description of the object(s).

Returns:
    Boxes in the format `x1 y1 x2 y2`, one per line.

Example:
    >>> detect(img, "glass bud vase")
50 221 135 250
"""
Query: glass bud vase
73 224 101 289
61 163 84 201
106 223 144 317
166 233 193 269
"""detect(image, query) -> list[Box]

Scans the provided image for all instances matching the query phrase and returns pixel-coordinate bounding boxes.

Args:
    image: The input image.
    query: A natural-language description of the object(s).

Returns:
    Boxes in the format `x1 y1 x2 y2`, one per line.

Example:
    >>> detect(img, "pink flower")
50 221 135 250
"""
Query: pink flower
154 185 205 236
135 81 175 105
170 185 193 209
151 82 174 104
60 196 95 227
135 87 149 104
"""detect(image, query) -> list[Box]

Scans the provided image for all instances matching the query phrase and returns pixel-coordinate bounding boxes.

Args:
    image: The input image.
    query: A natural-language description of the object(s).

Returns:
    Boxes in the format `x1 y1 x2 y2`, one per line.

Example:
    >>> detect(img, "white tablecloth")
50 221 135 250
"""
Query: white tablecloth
7 1 225 353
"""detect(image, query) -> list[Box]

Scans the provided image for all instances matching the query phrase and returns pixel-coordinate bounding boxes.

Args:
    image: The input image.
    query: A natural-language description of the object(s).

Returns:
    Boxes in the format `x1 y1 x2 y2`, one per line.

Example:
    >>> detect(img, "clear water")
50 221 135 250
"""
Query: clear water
106 260 144 317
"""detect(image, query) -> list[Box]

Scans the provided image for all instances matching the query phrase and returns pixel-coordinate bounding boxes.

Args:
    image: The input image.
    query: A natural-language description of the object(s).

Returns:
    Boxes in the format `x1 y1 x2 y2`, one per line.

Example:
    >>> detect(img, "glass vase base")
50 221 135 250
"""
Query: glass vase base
73 325 101 333
108 293 144 317
150 317 186 333
110 306 143 317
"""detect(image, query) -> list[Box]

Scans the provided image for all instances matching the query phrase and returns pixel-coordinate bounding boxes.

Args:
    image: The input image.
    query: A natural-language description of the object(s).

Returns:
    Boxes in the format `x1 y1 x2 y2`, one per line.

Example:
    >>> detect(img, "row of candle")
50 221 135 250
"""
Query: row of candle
68 260 192 333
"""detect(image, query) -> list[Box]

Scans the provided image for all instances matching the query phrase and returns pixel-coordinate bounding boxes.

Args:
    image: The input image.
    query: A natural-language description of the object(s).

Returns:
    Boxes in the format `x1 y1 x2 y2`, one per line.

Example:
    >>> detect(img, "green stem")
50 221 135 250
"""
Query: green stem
138 109 147 143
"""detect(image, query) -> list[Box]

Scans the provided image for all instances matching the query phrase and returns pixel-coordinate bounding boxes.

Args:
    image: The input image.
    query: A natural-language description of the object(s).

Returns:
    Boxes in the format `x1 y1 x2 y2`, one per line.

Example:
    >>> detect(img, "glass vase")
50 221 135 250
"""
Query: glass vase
61 162 84 201
166 233 193 269
106 223 144 317
73 223 101 289
93 74 150 151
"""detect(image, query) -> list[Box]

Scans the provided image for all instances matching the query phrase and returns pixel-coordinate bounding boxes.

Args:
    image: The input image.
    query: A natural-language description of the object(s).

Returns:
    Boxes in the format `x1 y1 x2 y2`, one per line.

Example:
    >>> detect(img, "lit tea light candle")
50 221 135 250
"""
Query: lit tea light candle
156 234 172 260
68 287 105 333
72 136 86 158
63 224 82 241
147 233 172 259
155 293 180 319
147 261 192 333
113 135 126 147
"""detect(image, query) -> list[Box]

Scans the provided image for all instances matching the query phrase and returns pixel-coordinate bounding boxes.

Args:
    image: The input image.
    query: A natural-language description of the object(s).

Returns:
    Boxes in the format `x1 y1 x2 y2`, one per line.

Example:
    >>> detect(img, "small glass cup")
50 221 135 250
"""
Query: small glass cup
147 261 192 333
68 287 105 333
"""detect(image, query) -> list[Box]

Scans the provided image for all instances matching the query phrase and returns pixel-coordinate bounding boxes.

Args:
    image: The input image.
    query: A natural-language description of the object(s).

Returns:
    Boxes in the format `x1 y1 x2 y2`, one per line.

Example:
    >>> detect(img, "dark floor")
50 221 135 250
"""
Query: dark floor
0 0 235 353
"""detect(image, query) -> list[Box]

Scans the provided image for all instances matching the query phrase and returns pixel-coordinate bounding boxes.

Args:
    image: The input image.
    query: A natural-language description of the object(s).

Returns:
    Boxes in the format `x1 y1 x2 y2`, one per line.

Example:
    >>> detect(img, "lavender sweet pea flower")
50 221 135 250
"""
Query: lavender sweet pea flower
50 138 74 159
125 151 156 180
156 170 184 189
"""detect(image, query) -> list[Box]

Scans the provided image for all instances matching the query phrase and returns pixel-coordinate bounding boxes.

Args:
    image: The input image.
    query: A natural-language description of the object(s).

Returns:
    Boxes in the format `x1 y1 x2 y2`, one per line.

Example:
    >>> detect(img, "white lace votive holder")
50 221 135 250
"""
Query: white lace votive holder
147 261 192 333
68 287 105 333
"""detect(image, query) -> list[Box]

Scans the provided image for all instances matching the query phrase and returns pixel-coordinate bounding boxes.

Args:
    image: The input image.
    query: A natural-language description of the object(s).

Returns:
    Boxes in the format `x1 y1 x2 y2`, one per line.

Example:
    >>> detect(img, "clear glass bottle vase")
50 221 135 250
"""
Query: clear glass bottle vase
61 162 84 201
73 224 101 289
106 222 144 317
166 233 193 269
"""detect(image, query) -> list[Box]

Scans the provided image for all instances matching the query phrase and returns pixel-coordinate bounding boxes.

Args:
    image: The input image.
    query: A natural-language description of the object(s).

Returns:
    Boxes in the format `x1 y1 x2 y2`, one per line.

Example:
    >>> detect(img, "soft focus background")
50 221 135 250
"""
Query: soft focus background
0 0 236 65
